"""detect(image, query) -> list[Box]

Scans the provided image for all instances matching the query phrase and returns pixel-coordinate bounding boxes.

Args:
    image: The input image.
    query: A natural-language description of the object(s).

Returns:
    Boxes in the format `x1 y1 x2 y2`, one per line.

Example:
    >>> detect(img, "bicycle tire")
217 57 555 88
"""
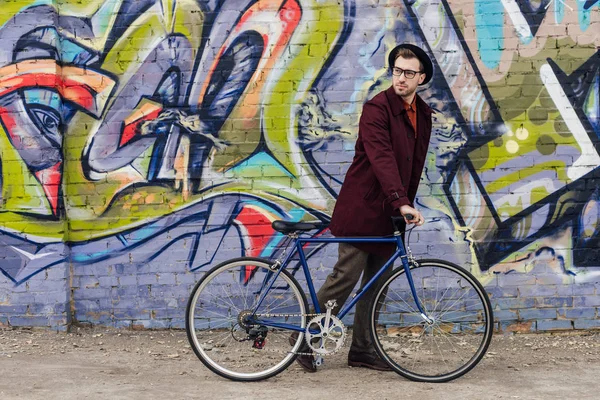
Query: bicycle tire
369 259 493 382
186 257 309 381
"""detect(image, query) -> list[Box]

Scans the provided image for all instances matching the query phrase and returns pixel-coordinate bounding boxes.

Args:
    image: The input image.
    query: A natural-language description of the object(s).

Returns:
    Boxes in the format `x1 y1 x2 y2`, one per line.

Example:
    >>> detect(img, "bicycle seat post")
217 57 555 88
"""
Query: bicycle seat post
324 299 337 310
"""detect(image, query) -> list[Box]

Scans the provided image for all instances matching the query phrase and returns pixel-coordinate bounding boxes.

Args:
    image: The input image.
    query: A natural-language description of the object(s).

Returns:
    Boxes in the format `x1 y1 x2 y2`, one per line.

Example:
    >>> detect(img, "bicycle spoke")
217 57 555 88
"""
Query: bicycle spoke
260 291 298 313
437 312 482 323
196 306 234 320
433 325 465 359
435 288 475 321
378 300 416 313
387 285 419 315
431 327 450 372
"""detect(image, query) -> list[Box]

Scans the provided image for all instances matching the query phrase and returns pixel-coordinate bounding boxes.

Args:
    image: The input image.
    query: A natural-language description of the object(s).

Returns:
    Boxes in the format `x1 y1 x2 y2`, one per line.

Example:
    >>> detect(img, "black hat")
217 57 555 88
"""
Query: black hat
388 43 433 85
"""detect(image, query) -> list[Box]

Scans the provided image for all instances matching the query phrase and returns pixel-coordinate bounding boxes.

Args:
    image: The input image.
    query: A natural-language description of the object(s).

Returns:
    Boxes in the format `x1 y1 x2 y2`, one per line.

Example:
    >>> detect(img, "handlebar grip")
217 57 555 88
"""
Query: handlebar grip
405 214 414 221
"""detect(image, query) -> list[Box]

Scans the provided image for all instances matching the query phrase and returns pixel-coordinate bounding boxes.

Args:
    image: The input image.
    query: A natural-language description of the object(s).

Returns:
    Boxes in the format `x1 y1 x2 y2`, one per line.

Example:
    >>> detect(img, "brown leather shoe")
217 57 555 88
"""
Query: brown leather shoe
289 332 316 372
348 351 393 371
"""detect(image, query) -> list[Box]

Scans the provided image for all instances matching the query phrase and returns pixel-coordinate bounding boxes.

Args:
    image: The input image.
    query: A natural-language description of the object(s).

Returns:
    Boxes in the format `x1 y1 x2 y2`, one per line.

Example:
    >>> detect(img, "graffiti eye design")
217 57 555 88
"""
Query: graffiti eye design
29 105 62 147
40 111 58 130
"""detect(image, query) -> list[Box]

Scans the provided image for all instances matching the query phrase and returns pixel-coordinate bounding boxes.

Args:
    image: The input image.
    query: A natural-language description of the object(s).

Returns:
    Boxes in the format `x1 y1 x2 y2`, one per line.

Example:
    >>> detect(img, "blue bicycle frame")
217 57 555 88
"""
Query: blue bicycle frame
250 232 428 333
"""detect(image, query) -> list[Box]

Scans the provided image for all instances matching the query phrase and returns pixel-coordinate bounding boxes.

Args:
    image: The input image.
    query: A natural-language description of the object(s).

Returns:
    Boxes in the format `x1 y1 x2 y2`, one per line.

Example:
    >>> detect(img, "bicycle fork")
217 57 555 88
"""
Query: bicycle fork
402 245 434 325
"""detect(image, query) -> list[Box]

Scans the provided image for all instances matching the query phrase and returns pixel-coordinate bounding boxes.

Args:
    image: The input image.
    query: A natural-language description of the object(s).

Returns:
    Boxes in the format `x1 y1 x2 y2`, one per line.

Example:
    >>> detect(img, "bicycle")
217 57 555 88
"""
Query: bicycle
185 216 493 382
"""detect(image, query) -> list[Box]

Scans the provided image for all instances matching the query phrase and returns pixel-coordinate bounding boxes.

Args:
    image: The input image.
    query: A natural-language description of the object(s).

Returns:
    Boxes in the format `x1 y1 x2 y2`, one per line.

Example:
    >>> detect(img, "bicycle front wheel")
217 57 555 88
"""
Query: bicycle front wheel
186 257 308 381
370 259 493 382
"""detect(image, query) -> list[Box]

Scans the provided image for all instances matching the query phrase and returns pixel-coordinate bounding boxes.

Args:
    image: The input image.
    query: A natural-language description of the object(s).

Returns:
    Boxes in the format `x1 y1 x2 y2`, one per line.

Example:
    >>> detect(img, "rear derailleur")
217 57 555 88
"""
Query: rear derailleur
248 325 269 349
233 310 268 349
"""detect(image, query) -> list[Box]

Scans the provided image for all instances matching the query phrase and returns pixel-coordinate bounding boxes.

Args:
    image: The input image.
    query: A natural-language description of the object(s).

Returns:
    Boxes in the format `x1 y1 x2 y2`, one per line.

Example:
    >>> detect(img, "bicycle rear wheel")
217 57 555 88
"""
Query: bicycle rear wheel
370 259 493 382
186 257 308 381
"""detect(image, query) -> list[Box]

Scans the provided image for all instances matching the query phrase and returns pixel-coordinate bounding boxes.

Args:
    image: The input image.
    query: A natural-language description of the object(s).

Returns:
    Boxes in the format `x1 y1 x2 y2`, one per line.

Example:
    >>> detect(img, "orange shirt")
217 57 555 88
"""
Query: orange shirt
403 97 417 136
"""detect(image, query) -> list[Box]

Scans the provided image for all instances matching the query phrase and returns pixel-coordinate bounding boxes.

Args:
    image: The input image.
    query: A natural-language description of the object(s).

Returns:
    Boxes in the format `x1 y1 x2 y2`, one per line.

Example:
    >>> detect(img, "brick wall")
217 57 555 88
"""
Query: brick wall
0 0 599 331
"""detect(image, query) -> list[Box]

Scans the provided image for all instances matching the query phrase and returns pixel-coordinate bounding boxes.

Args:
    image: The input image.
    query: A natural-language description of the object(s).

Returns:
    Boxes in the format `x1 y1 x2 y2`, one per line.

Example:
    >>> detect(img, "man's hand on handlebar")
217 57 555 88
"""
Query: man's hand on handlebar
399 204 424 226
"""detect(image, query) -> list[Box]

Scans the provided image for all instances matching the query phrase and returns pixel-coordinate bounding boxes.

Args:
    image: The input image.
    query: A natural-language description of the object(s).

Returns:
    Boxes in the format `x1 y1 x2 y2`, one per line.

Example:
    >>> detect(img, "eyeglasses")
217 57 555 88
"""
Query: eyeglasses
392 67 422 79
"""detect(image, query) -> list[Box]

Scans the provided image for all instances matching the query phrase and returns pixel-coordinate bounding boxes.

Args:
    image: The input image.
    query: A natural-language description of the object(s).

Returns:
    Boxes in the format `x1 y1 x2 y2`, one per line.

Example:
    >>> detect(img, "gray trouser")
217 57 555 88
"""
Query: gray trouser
315 243 392 353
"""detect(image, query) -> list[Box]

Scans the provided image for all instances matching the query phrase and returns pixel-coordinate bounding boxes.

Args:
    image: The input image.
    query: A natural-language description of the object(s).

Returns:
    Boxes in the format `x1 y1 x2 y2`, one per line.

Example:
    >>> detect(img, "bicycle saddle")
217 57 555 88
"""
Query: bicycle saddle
271 220 327 234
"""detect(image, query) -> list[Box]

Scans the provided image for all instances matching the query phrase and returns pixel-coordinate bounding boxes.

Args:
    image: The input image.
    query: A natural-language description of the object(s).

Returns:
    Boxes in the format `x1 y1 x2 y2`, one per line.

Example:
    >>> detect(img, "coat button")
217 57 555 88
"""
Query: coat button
407 156 411 161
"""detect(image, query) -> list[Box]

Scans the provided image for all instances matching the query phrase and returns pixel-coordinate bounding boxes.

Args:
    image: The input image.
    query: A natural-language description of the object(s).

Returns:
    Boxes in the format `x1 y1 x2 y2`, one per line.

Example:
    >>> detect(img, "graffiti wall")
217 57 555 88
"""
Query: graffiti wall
0 0 598 331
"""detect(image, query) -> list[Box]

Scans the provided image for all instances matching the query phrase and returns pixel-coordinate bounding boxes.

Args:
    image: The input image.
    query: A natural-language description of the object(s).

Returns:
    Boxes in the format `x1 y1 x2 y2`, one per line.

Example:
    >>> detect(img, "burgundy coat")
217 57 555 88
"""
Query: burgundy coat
328 86 433 257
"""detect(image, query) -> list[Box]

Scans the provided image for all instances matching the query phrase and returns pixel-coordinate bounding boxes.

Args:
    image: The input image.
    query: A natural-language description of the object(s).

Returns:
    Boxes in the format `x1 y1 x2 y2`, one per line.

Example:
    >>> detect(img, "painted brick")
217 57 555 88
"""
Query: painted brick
45 266 68 281
574 319 600 330
501 321 536 333
0 304 29 314
80 265 113 277
151 308 183 319
555 285 576 296
146 319 172 329
536 319 573 331
118 276 137 286
137 285 152 298
114 264 138 275
519 308 557 320
98 276 119 287
492 297 536 310
8 284 28 294
77 276 100 288
573 283 596 295
535 273 573 286
115 320 132 329
573 295 600 307
48 316 69 328
139 262 171 274
496 273 537 286
518 285 557 297
491 309 518 321
34 291 68 304
27 303 57 314
557 307 597 319
136 297 168 310
8 315 51 327
170 319 186 329
486 286 519 298
76 288 111 300
113 309 150 320
113 286 142 299
536 296 574 308
148 284 178 297
74 300 101 312
138 274 158 285
53 303 68 314
157 273 177 285
131 319 154 329
175 273 199 285
26 273 49 284
7 294 35 304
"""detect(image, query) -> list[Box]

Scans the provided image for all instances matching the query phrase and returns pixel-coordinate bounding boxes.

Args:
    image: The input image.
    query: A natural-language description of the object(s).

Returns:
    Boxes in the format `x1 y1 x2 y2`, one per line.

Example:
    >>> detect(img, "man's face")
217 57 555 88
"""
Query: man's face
392 56 425 99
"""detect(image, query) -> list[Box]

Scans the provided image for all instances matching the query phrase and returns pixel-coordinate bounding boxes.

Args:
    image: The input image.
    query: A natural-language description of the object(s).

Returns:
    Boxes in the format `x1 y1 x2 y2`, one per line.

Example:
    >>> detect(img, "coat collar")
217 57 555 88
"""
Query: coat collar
385 86 433 116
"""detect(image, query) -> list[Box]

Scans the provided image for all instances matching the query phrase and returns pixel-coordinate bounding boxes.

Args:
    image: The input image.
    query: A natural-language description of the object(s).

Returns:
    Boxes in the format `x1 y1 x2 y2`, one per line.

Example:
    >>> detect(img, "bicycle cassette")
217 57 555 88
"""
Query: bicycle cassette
305 314 347 355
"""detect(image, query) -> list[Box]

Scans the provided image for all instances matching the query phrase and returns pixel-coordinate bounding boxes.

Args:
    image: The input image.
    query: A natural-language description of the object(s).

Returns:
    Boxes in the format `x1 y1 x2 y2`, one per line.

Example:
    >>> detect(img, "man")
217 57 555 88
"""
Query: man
295 43 434 372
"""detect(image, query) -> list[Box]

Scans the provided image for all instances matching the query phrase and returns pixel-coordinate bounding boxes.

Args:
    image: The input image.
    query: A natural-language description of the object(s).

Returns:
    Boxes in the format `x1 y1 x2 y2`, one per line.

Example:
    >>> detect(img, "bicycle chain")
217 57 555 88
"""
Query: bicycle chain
254 313 348 356
255 313 319 318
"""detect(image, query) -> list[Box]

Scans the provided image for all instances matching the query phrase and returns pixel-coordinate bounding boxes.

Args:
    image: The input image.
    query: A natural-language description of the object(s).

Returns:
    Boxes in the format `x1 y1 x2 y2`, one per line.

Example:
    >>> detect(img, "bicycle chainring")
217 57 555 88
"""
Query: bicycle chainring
305 314 347 355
